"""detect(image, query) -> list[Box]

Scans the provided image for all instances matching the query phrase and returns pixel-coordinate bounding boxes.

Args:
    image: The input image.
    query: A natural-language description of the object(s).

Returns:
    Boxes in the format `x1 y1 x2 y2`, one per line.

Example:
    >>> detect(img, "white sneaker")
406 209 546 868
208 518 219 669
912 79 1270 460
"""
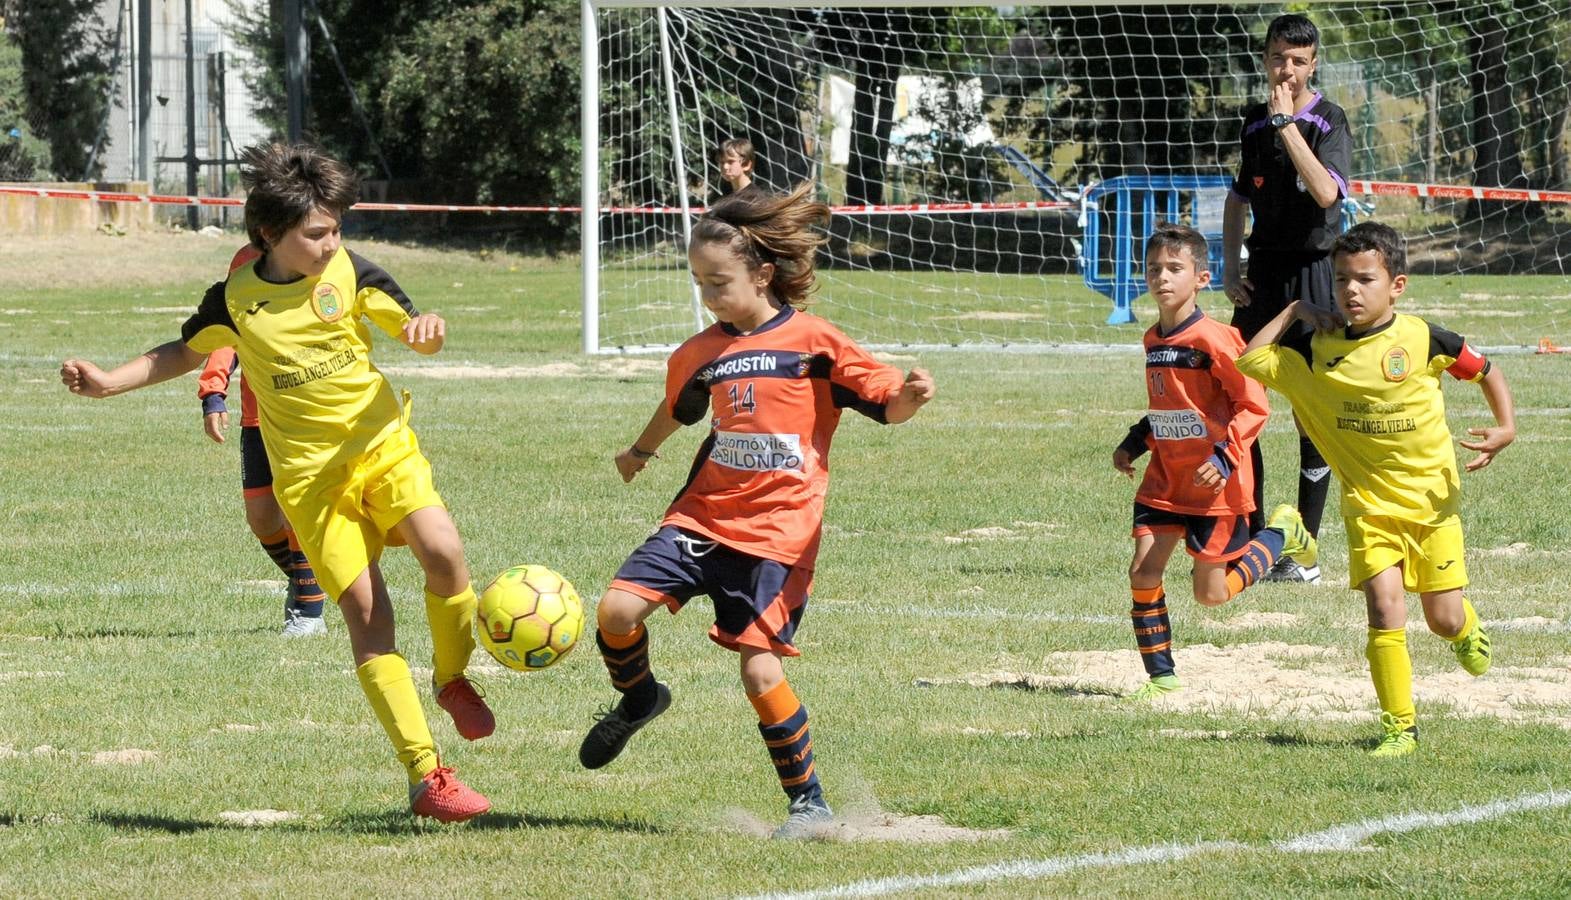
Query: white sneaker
1262 557 1322 584
281 610 327 637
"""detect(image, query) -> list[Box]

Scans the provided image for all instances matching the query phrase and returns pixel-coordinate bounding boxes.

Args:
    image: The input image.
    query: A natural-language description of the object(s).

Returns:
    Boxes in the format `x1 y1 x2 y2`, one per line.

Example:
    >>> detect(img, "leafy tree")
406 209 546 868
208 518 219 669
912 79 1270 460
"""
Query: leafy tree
3 0 113 180
0 27 52 179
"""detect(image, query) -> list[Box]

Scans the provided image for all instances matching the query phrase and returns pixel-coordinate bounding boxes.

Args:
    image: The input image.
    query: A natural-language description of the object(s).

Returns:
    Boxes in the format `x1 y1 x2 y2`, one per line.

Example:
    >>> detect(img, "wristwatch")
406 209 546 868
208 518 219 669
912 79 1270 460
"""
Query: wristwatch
1269 112 1295 129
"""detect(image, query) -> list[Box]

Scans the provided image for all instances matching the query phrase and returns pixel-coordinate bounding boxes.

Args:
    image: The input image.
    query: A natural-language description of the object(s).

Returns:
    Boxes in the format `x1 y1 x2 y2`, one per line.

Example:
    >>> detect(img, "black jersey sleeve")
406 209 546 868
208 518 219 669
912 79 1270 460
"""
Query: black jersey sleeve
180 280 238 352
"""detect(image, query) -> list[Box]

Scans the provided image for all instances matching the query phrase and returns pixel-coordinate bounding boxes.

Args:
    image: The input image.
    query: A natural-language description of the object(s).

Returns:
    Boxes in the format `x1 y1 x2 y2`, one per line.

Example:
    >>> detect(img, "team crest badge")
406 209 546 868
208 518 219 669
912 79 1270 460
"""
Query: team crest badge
1382 346 1410 382
1253 176 1264 189
312 283 344 323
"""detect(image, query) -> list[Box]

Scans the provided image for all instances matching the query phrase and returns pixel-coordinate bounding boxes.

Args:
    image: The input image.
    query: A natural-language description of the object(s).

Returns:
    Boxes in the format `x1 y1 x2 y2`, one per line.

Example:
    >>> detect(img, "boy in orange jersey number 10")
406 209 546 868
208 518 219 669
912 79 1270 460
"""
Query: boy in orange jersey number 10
1114 223 1318 701
60 142 496 822
578 183 935 839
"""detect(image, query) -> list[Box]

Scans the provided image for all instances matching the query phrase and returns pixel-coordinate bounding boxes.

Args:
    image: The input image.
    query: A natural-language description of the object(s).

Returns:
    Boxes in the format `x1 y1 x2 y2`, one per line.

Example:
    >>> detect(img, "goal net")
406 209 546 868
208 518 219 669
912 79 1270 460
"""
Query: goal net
585 1 1571 353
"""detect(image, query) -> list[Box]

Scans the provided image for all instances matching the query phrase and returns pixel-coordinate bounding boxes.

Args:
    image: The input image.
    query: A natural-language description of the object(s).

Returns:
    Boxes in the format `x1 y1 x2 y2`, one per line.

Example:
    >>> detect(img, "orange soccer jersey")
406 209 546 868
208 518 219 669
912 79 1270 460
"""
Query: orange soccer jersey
659 306 906 570
1130 308 1268 516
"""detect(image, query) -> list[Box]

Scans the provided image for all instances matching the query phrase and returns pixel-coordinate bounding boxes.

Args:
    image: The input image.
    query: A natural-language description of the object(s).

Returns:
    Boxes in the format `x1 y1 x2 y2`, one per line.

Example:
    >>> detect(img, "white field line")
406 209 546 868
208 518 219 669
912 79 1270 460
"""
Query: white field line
746 789 1571 900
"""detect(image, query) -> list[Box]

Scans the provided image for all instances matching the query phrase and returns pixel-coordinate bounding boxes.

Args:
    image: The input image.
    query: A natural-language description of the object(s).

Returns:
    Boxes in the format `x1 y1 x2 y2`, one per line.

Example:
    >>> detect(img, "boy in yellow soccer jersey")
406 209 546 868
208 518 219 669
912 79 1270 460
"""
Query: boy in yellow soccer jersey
1237 221 1516 757
60 142 494 820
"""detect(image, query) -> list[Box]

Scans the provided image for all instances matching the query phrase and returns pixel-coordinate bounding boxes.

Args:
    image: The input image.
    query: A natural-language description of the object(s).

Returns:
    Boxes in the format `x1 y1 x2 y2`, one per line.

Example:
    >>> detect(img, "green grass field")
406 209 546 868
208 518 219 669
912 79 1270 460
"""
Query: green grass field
2 232 1569 897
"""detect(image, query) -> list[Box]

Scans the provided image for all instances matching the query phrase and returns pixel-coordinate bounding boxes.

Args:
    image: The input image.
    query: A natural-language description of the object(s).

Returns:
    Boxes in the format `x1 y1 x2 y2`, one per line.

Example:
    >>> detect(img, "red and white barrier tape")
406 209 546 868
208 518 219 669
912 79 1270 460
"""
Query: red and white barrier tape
3 179 1568 213
0 185 1072 215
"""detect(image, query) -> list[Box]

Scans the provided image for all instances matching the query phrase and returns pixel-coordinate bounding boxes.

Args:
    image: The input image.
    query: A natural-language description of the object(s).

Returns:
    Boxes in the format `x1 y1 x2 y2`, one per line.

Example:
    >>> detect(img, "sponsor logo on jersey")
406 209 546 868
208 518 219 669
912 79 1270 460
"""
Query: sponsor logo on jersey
1144 345 1211 370
1382 346 1410 382
312 283 344 323
1146 409 1207 441
697 350 804 384
709 430 804 472
1324 355 1346 370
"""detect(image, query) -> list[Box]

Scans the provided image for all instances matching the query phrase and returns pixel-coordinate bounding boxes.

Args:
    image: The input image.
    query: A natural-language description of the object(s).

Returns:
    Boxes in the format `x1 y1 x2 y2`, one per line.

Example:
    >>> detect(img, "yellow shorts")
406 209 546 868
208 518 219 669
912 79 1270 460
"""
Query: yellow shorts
275 424 445 602
1345 514 1468 594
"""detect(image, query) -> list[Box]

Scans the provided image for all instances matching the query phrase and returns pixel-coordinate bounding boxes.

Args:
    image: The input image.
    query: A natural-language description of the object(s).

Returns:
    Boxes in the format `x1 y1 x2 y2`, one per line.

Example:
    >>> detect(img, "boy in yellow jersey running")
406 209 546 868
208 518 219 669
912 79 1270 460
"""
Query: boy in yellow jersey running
60 142 495 820
1237 222 1516 757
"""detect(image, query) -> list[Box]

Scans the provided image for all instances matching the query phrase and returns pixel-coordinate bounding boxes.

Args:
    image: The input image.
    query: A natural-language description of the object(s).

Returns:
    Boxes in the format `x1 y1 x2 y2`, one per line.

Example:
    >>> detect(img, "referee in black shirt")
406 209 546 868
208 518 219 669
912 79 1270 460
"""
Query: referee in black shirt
1223 13 1351 584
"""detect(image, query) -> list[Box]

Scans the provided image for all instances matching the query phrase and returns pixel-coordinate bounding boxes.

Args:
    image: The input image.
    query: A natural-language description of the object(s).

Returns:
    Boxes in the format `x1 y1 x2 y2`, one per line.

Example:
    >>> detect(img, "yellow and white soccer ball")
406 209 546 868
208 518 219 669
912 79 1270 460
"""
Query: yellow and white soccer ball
476 564 585 671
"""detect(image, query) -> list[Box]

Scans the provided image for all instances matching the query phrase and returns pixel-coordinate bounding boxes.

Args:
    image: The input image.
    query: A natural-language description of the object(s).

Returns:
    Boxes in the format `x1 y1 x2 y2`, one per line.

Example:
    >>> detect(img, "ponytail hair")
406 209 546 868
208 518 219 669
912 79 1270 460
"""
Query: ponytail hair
691 181 829 308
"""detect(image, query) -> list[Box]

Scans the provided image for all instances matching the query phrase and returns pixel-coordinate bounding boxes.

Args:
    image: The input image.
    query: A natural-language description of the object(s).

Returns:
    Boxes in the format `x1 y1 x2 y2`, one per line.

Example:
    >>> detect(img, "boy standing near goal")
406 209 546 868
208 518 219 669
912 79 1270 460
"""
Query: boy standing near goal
1115 223 1317 700
1222 13 1352 582
60 142 495 820
1237 222 1515 757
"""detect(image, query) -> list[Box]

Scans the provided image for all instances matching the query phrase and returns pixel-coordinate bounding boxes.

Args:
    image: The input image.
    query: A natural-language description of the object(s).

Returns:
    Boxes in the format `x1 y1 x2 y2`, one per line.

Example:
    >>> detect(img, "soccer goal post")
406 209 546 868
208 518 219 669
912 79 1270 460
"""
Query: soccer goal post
583 0 1571 354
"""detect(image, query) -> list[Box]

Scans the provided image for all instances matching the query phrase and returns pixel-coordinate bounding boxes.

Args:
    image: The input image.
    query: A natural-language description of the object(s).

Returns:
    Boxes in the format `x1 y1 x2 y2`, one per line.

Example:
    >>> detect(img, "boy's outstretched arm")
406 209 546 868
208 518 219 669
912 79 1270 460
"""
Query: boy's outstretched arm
884 368 936 424
61 340 205 399
1459 365 1516 471
615 401 683 483
401 313 446 355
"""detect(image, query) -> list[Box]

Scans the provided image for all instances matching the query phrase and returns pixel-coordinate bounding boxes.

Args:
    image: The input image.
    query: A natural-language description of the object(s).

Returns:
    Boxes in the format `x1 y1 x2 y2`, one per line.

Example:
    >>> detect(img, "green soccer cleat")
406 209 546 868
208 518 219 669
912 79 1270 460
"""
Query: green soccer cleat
1126 674 1182 702
1267 504 1318 571
1452 624 1492 677
1369 711 1418 758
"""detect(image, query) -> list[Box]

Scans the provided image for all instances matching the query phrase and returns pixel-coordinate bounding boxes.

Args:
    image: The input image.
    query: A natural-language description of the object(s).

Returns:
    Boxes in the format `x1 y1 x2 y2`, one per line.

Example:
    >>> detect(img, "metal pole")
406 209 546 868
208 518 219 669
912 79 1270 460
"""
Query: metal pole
581 0 600 355
136 0 151 182
657 6 704 332
284 0 307 142
216 51 228 227
184 0 198 230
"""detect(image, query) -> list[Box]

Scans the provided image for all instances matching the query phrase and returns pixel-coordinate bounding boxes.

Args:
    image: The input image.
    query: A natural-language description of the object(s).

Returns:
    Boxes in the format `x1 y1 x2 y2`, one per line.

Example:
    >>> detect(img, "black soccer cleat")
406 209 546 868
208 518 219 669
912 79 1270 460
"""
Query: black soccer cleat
578 681 672 769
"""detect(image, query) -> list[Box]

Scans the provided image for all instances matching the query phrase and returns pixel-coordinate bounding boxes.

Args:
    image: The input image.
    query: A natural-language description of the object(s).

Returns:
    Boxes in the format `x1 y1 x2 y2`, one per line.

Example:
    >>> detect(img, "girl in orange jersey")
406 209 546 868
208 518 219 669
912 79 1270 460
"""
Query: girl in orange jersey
578 183 935 839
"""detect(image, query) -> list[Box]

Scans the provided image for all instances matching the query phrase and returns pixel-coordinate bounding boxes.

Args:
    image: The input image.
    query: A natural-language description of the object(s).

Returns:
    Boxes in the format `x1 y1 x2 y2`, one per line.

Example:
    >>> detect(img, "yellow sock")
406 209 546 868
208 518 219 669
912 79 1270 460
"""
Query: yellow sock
425 584 477 688
1366 627 1415 729
356 653 439 784
1449 597 1479 643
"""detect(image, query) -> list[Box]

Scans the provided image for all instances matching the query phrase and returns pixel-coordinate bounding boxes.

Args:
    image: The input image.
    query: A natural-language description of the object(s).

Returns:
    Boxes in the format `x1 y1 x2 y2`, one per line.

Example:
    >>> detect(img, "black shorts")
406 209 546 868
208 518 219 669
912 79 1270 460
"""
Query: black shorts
240 425 275 495
609 525 812 657
1231 251 1334 341
1132 501 1254 563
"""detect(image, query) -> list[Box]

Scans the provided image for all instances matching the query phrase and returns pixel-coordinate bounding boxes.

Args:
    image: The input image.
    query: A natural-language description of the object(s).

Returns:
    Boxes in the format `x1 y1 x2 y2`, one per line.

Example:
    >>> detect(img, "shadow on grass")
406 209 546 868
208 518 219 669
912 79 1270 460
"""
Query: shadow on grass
330 809 666 834
987 678 1124 699
77 808 664 836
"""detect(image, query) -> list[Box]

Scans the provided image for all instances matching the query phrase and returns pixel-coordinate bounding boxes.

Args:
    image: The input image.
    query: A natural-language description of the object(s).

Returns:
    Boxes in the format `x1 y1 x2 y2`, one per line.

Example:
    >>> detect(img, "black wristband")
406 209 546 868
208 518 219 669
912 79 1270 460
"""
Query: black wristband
629 445 656 460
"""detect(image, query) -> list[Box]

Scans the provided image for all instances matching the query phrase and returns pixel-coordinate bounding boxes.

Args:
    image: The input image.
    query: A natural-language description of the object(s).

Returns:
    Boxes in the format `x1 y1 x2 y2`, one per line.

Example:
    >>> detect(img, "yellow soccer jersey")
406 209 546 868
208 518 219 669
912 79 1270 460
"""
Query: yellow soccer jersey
1237 313 1491 524
180 247 417 482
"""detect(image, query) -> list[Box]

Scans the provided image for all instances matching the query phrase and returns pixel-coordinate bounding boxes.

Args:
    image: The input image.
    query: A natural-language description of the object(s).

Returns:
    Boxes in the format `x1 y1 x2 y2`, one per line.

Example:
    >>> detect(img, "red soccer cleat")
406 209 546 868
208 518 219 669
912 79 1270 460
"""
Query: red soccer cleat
409 766 490 823
435 675 495 740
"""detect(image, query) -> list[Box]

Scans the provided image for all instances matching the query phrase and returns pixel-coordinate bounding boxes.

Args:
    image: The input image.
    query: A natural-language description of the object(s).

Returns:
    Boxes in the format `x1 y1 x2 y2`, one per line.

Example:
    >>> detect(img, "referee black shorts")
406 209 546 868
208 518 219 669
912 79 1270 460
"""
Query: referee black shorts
1230 251 1335 341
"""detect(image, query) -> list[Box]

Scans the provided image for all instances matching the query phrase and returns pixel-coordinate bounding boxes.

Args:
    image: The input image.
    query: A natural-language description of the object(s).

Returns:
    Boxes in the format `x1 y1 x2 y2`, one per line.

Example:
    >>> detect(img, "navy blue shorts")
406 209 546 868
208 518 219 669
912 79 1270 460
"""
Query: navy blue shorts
1132 502 1253 563
240 425 275 496
609 525 812 657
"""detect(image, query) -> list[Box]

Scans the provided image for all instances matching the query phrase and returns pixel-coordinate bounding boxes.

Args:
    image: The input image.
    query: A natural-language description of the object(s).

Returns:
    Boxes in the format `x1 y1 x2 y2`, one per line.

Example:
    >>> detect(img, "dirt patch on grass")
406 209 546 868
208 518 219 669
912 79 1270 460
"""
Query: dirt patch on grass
943 521 1061 544
218 809 299 827
926 641 1571 729
91 748 159 765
